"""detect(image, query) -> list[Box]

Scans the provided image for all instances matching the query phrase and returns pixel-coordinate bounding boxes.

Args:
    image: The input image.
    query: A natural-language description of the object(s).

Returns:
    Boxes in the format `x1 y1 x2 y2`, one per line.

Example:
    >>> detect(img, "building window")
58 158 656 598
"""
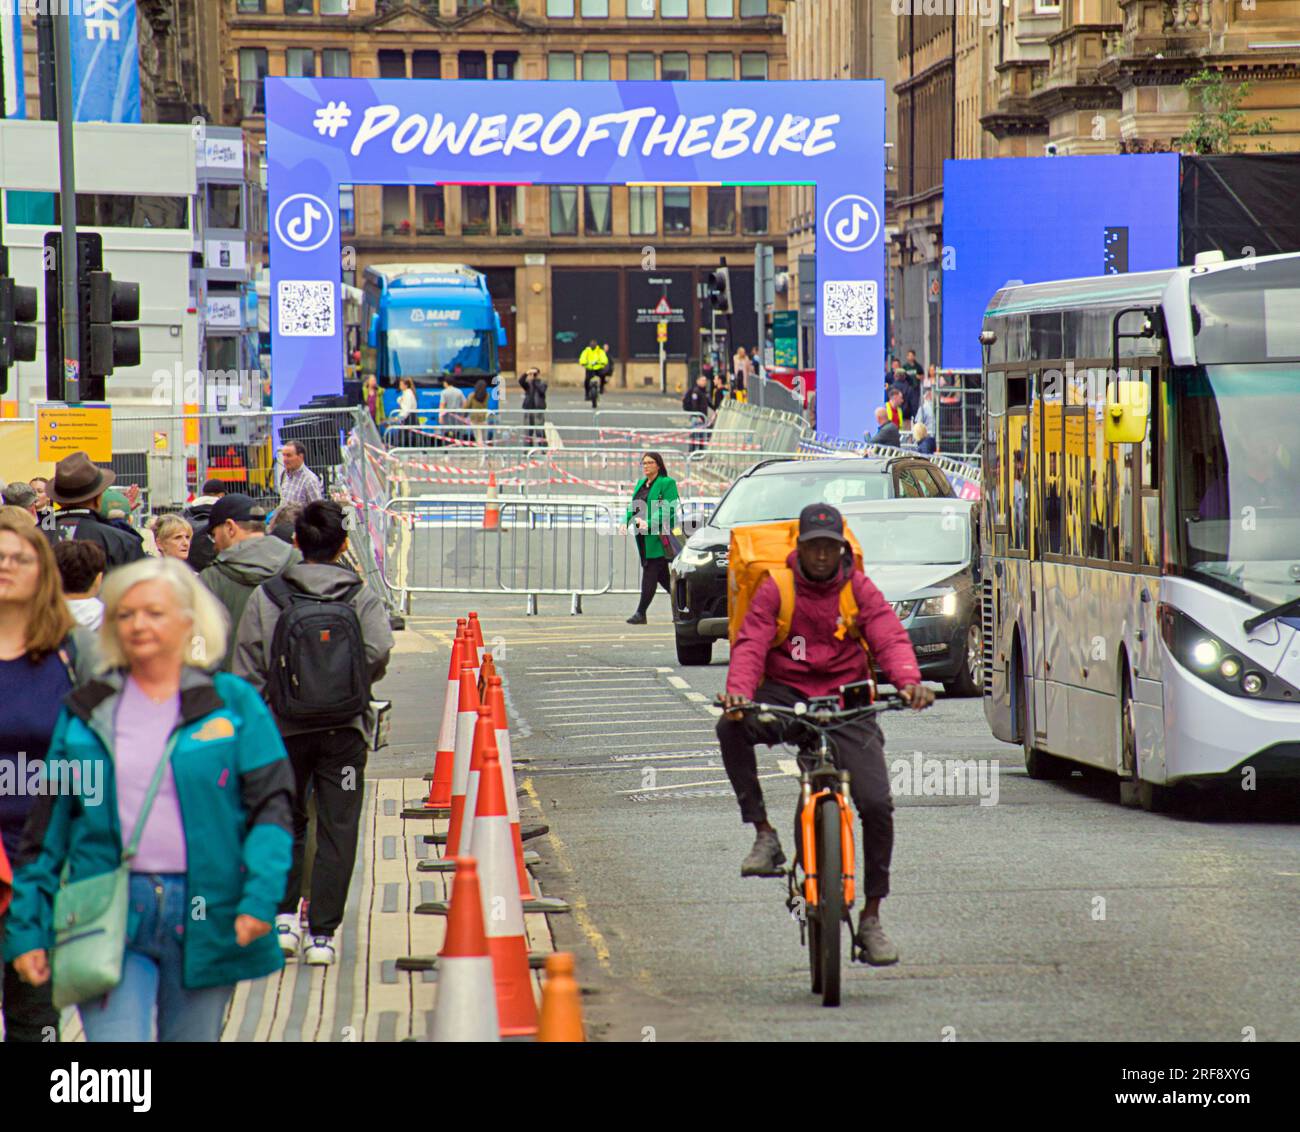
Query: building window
580 0 609 15
706 0 733 15
706 52 733 80
627 52 655 80
496 187 521 234
320 0 350 12
462 186 490 234
207 185 242 230
284 0 312 13
1033 0 1061 10
740 0 768 14
661 0 688 16
582 53 609 81
584 186 611 235
382 186 410 234
236 0 265 12
629 186 656 236
494 52 518 80
627 0 654 16
321 49 350 78
740 52 767 80
339 185 355 235
741 186 768 234
412 50 440 79
663 187 690 233
661 52 689 81
239 48 267 115
550 186 578 235
548 53 576 80
418 186 445 235
459 52 487 80
378 50 406 79
547 0 575 15
7 192 190 229
286 49 315 78
708 187 736 234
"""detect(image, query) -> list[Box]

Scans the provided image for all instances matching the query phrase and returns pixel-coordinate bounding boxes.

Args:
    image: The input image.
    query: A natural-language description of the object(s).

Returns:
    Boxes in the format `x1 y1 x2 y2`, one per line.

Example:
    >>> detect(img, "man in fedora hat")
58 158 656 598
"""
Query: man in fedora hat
49 451 146 571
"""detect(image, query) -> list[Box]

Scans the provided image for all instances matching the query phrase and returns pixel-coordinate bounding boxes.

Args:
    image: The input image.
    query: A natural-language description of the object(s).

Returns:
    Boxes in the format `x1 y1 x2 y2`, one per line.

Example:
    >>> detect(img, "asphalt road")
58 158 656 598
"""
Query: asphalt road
375 588 1299 1044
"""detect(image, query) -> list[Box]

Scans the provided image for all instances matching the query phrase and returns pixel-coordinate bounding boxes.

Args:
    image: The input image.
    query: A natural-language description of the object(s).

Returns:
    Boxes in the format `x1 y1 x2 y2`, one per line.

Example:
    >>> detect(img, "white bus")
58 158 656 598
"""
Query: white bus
979 251 1300 809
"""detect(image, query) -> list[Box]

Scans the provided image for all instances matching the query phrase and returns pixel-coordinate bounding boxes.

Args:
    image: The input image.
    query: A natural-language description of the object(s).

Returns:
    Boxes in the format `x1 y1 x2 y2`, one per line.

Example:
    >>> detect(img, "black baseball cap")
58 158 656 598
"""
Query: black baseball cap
797 503 847 545
207 493 267 528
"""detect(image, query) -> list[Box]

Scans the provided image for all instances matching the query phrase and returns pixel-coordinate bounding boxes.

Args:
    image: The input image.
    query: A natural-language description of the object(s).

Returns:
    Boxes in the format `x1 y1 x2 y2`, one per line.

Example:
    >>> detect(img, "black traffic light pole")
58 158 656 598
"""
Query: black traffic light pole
53 10 81 403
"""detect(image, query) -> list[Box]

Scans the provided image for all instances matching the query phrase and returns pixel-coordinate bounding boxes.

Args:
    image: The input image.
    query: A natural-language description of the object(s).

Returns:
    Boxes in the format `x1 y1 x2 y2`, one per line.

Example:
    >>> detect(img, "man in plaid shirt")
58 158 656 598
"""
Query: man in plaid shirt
277 442 324 507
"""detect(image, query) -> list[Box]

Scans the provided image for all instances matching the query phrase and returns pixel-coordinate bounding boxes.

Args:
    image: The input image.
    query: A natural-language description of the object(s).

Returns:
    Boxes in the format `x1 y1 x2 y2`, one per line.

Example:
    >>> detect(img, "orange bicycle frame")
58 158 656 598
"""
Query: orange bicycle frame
799 789 856 908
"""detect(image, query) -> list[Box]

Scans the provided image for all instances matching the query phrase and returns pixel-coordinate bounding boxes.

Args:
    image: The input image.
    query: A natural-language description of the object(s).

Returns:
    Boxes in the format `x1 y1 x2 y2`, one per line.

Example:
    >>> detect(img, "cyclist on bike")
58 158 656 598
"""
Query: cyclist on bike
718 503 934 965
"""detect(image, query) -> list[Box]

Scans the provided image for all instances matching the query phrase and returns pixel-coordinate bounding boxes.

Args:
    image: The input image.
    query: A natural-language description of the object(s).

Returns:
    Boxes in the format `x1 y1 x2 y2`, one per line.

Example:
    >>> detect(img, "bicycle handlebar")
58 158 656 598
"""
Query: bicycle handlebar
718 694 907 724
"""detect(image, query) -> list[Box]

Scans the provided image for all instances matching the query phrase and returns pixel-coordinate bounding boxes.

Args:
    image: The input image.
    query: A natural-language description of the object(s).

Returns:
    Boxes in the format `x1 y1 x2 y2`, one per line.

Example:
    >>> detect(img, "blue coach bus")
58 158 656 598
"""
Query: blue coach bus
361 262 507 420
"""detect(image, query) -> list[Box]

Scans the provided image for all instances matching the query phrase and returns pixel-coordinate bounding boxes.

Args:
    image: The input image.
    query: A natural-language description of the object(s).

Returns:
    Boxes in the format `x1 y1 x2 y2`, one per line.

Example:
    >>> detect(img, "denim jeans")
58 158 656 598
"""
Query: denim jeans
78 873 233 1043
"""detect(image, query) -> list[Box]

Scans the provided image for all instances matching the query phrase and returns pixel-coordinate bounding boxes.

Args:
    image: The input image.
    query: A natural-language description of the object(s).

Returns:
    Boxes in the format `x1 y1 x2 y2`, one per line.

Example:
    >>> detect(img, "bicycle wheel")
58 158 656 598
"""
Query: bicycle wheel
799 805 822 995
816 796 844 1008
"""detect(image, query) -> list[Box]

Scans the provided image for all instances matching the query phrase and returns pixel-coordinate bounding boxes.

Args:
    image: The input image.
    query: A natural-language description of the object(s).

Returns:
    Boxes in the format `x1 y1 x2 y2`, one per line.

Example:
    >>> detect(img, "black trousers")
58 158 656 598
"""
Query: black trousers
524 410 545 447
278 728 368 936
717 680 895 900
1 918 58 1042
635 535 671 613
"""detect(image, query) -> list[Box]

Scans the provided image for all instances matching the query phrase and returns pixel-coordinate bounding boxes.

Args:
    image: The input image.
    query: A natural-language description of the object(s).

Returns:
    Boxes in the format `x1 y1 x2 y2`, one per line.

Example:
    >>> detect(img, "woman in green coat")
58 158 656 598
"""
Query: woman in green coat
624 451 679 625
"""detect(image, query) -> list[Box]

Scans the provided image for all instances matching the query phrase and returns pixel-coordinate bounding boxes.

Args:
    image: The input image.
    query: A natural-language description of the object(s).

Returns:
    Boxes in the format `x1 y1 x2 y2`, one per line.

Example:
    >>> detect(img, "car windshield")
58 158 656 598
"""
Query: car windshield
845 511 970 566
710 469 893 529
1172 364 1300 608
388 328 496 381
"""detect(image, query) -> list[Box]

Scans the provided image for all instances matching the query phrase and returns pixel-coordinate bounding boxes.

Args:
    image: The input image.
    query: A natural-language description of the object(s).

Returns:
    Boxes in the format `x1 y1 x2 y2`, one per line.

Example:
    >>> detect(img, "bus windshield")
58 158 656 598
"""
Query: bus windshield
387 327 496 382
1172 364 1300 608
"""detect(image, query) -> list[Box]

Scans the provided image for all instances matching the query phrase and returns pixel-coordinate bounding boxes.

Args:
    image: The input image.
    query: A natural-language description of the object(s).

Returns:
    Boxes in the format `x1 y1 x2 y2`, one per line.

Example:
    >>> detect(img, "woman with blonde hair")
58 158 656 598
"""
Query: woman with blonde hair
4 557 294 1042
0 514 97 1042
150 513 194 565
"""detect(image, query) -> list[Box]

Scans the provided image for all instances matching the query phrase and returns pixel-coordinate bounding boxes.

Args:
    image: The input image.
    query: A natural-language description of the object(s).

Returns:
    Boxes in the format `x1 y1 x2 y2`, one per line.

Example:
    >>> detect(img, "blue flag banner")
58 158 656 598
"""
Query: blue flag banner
2 5 26 119
71 0 141 123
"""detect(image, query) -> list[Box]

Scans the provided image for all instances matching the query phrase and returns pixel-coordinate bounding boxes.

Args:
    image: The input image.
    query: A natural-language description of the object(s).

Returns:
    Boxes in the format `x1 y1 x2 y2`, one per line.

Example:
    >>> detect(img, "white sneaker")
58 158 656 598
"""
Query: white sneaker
304 934 337 966
275 914 302 959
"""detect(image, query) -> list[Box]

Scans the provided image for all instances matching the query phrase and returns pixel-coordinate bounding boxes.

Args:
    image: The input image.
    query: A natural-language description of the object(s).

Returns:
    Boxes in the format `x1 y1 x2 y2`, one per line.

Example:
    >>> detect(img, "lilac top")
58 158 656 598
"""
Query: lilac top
114 677 186 873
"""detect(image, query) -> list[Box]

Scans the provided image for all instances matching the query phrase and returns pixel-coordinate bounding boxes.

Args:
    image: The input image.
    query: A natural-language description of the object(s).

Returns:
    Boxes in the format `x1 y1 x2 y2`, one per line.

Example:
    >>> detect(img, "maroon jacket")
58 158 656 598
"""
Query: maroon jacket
726 550 922 700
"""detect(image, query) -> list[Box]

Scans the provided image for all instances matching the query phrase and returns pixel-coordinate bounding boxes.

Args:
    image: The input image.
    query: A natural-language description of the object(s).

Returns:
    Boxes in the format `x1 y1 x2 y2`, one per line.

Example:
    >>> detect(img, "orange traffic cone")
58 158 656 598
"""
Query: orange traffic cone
455 701 495 858
468 611 487 664
537 953 585 1042
423 630 467 811
483 474 500 531
476 651 495 702
469 729 538 1037
443 663 482 855
428 858 500 1043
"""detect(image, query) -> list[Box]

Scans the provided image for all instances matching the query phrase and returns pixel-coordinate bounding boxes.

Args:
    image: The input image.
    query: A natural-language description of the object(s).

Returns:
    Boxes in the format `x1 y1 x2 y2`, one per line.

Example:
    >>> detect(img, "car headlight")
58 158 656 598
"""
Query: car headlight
678 546 718 568
917 591 958 618
1158 603 1299 703
892 600 917 620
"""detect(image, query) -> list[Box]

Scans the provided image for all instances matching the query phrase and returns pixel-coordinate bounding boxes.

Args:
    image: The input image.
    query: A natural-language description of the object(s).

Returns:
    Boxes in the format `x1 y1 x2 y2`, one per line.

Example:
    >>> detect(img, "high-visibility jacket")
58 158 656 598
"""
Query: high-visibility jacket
885 402 904 429
579 345 609 374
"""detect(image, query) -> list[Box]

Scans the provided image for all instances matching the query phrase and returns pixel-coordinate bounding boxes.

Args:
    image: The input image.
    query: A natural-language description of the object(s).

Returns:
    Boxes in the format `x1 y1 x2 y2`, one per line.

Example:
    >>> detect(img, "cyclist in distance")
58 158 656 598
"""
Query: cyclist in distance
718 503 934 965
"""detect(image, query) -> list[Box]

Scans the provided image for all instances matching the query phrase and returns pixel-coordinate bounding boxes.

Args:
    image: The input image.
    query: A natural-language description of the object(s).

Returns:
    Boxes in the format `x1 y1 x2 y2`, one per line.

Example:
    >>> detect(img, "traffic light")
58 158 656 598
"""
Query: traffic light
0 248 39 396
89 271 141 379
707 264 733 315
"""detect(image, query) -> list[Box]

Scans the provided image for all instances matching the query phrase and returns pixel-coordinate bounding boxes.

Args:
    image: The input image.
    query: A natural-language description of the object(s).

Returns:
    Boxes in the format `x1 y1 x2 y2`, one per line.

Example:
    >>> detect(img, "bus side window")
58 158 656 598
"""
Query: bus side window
1112 442 1135 564
1088 376 1110 560
1138 370 1159 568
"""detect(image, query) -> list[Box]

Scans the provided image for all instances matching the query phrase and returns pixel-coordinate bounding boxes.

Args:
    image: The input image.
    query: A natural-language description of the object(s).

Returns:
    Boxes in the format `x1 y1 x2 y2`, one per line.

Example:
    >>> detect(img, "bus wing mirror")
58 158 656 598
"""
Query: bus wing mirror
367 314 379 349
1104 380 1149 445
494 310 508 348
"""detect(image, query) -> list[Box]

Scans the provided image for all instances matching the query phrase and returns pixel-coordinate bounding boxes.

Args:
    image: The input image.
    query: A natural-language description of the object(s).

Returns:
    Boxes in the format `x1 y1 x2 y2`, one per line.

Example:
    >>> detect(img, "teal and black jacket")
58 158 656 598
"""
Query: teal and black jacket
2 668 294 990
624 474 680 561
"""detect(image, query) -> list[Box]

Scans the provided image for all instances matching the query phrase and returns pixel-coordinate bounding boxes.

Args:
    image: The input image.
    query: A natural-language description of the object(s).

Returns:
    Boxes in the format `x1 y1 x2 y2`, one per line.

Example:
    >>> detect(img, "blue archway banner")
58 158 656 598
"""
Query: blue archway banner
267 77 884 438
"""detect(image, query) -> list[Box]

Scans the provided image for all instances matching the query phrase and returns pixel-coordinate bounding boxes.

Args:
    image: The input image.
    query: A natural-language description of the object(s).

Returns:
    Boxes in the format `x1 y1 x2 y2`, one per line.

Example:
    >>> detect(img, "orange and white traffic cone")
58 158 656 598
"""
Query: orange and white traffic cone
482 473 500 531
469 730 538 1037
485 675 567 913
455 701 495 858
442 663 481 853
421 630 466 812
468 611 487 664
537 952 585 1042
428 857 500 1043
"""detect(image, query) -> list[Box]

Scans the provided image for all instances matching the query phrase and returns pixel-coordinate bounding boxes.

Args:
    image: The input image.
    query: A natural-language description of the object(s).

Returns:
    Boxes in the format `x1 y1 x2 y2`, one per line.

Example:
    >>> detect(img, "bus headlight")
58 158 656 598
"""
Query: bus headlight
1157 603 1299 703
918 591 958 617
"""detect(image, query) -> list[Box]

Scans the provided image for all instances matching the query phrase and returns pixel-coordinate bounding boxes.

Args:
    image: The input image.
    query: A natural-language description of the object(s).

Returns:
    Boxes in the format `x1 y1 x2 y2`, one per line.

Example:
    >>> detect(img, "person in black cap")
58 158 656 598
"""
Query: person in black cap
48 451 146 571
198 494 300 670
718 502 934 966
184 478 228 572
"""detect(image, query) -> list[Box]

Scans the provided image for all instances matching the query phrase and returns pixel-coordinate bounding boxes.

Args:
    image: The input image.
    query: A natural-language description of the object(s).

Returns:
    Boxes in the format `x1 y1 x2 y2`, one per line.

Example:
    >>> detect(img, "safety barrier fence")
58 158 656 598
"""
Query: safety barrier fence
377 420 755 453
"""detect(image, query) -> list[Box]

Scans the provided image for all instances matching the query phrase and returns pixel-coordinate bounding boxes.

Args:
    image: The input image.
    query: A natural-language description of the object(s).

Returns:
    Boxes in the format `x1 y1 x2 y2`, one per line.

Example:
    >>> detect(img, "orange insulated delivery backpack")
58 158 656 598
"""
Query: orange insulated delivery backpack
727 519 872 653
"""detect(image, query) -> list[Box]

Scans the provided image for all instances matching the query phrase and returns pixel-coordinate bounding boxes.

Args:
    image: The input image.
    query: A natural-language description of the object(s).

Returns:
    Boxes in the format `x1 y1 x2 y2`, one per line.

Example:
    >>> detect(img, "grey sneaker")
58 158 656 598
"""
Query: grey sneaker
856 915 899 966
740 830 787 877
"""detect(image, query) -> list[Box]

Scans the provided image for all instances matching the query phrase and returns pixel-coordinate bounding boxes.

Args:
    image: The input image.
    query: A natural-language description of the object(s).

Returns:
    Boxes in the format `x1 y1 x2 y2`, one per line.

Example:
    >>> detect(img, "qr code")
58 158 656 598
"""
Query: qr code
277 281 336 338
824 280 877 337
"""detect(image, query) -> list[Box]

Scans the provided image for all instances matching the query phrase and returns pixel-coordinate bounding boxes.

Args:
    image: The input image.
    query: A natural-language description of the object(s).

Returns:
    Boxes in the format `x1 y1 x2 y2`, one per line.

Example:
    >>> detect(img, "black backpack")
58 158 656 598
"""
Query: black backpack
263 576 369 727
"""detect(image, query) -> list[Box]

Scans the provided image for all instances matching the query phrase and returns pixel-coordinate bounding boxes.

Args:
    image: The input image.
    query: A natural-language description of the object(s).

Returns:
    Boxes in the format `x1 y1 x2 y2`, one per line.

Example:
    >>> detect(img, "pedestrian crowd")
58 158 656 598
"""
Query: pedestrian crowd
0 440 392 1043
867 349 949 454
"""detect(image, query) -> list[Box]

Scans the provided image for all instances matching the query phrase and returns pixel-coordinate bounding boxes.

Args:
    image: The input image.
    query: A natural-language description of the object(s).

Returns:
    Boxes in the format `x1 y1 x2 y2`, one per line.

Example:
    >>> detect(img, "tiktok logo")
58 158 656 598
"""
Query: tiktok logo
823 194 881 253
275 193 335 253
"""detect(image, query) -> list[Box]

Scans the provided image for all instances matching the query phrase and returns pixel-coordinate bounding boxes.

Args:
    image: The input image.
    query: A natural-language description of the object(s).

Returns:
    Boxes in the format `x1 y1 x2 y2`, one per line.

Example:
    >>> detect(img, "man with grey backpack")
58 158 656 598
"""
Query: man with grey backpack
234 500 393 967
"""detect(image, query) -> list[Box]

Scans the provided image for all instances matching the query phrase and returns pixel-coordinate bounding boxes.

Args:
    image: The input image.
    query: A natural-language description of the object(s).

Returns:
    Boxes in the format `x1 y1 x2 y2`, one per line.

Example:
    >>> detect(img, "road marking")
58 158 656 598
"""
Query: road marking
666 676 690 689
543 717 710 728
684 692 709 702
705 705 723 717
523 667 663 673
568 738 720 751
610 750 717 761
618 770 787 795
536 677 663 686
777 758 801 776
568 727 719 740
